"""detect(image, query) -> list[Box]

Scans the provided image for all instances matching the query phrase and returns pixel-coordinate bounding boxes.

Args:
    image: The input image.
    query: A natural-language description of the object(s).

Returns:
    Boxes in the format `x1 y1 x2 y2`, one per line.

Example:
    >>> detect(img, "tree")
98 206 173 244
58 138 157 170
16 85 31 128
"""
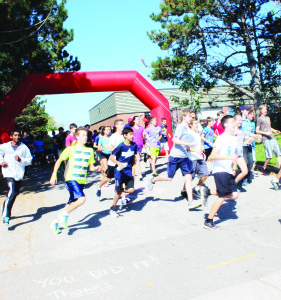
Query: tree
148 0 281 111
14 97 55 136
0 0 81 100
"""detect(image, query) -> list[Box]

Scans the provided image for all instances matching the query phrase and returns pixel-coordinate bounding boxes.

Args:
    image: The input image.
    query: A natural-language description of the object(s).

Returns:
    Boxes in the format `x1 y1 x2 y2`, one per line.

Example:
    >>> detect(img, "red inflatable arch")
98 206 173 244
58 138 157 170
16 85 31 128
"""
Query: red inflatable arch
0 71 173 147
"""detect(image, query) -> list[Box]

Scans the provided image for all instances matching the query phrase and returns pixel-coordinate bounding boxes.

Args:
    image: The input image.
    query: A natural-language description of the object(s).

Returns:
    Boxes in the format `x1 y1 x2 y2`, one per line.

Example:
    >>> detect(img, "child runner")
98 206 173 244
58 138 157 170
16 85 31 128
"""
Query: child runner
144 117 162 177
203 115 239 230
160 118 171 163
185 118 210 204
148 109 200 210
213 111 225 136
131 116 145 180
201 117 215 161
65 123 77 148
93 126 103 163
256 104 281 175
233 114 248 189
98 126 112 183
96 120 124 197
108 127 137 217
0 129 32 226
49 127 100 234
248 110 257 162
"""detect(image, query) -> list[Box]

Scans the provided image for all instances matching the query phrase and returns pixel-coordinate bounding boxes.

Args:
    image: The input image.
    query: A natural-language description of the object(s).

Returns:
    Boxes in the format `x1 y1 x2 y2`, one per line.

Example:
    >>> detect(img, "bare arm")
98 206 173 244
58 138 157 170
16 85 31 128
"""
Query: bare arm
209 147 238 161
50 157 63 185
172 136 196 146
200 133 214 147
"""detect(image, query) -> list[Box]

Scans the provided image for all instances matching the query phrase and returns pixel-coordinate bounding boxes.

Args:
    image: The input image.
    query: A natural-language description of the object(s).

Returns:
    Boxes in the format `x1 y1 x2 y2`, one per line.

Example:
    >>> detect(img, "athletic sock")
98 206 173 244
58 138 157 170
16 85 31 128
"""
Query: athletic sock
206 218 213 223
195 186 200 192
62 211 69 217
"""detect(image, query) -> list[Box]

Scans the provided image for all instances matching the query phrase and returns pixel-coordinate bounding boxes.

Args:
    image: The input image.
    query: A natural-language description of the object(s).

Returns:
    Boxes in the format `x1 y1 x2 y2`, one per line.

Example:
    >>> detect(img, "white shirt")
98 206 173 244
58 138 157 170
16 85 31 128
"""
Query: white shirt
187 130 203 161
108 133 125 166
212 132 238 174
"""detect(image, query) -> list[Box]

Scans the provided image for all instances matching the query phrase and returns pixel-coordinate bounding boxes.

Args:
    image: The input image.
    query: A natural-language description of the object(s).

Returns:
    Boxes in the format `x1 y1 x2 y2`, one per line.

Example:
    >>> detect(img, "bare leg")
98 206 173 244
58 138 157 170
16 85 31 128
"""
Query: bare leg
207 192 239 219
264 158 271 169
235 157 248 184
63 196 86 214
184 173 193 203
100 158 108 178
277 155 281 168
112 188 134 209
99 176 111 188
135 153 141 175
197 175 208 189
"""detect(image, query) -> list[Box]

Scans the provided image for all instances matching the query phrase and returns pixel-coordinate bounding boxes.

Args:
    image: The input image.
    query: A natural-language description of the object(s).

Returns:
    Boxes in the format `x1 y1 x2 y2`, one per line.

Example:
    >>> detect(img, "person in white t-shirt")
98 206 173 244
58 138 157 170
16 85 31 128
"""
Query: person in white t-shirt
203 115 239 230
96 119 124 198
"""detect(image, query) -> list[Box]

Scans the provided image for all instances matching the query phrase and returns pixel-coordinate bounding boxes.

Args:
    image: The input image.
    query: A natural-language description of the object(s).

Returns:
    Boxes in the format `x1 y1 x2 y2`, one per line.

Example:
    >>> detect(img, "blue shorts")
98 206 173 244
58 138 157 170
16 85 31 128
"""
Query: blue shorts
167 157 193 179
65 180 85 203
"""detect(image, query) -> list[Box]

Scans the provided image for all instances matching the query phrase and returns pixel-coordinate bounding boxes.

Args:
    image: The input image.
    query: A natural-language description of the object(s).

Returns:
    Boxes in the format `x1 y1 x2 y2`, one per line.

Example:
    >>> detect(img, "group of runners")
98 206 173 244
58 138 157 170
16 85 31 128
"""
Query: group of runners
1 104 281 232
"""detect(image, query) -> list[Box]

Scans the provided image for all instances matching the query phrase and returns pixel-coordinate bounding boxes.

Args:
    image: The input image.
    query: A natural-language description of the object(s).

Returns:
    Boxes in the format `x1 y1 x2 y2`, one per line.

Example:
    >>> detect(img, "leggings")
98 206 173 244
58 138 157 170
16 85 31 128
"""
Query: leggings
2 177 21 218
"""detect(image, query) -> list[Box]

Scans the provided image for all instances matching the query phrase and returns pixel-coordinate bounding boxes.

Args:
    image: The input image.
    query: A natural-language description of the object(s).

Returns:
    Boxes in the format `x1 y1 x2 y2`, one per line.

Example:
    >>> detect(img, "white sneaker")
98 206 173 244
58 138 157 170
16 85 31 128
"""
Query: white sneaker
188 200 202 210
110 208 119 218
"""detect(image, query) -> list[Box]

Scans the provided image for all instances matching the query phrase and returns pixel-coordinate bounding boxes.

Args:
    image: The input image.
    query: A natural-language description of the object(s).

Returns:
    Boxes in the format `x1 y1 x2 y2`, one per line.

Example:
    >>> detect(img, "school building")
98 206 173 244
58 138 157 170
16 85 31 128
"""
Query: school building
88 86 251 132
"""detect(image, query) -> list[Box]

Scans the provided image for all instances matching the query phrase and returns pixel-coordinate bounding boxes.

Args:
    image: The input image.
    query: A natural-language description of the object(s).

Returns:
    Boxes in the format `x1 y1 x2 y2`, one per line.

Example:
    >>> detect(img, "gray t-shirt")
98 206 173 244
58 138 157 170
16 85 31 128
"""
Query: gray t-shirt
257 116 274 140
169 123 190 158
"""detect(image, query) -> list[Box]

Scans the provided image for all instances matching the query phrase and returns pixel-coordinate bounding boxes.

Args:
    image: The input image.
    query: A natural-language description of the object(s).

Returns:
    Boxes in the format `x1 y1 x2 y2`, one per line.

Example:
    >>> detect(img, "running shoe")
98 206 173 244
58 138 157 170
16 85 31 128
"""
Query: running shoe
193 188 201 198
50 222 62 234
242 180 249 186
152 172 158 177
181 190 187 199
139 174 143 181
2 217 9 226
271 179 279 191
188 201 202 210
109 208 119 218
58 213 68 229
203 220 222 230
121 198 128 205
96 184 101 198
261 166 269 176
148 177 154 191
201 186 210 206
144 153 147 163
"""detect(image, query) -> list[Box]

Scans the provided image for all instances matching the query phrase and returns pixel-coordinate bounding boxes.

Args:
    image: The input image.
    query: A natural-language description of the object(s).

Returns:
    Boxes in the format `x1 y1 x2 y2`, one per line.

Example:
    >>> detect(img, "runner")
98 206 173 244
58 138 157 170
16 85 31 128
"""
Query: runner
144 117 162 177
49 127 100 234
98 126 112 182
65 123 77 148
191 111 203 134
160 118 171 163
256 104 281 175
213 111 225 136
131 116 145 180
148 109 201 210
203 115 239 230
248 110 257 162
108 127 137 218
43 131 54 163
96 120 124 198
0 129 32 226
201 117 215 161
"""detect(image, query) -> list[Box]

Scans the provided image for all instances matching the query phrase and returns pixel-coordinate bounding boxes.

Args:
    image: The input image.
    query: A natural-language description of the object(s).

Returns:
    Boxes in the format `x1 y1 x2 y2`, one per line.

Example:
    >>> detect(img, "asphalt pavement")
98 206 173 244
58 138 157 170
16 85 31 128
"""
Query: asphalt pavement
0 157 281 299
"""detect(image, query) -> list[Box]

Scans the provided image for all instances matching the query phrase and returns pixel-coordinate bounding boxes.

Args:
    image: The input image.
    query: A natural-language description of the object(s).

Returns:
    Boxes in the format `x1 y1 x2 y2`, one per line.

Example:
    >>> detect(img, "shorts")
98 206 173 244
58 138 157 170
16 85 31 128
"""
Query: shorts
65 180 85 203
191 159 209 179
100 152 111 161
95 150 102 161
150 147 160 158
106 165 115 178
137 145 143 153
167 156 193 179
160 142 169 151
204 148 213 161
44 149 53 156
214 172 237 198
263 139 281 159
115 177 134 192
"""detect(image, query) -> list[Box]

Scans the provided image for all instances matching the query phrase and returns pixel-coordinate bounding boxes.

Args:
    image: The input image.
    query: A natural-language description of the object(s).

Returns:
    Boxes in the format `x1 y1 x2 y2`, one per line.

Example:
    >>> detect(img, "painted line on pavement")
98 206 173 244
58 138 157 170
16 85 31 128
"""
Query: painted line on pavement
206 254 258 269
246 230 281 249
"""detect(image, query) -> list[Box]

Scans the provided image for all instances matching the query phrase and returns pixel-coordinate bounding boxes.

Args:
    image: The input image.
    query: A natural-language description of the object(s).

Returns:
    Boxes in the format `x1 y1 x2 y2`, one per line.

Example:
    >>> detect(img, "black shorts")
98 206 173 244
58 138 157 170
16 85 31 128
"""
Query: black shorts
106 165 115 178
214 172 237 198
204 148 213 161
100 152 111 161
115 177 134 192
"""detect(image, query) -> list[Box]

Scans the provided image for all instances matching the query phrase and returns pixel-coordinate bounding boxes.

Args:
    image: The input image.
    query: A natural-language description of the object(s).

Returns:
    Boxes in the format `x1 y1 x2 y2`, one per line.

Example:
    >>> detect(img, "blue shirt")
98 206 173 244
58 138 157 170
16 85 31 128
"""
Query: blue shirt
113 142 137 179
241 118 252 147
202 126 214 149
98 136 111 155
160 125 168 143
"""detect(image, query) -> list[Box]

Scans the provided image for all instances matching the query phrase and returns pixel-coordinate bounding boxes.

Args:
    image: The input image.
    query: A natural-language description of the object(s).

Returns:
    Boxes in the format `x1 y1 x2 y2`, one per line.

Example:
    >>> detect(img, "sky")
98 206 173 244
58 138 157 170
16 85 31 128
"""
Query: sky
44 0 175 129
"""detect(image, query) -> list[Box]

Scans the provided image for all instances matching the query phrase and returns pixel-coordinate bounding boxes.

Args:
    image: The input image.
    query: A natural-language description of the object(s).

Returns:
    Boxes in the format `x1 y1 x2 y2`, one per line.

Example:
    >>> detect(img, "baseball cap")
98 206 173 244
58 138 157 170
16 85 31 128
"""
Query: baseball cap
240 105 251 111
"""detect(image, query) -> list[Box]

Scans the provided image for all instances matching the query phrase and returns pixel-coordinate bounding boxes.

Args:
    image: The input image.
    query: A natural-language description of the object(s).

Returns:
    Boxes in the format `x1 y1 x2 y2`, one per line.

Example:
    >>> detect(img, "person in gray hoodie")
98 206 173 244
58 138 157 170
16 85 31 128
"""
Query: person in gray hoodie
0 129 32 226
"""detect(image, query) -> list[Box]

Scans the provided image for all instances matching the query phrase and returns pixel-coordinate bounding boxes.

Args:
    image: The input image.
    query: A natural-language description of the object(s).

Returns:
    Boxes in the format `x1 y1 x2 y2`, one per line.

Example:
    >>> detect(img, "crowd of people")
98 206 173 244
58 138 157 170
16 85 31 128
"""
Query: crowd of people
1 104 281 232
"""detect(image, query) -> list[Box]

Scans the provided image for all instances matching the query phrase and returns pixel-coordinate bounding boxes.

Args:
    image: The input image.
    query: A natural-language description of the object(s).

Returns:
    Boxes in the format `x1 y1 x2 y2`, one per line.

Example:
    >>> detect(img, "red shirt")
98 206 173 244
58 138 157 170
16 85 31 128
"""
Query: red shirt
213 121 225 136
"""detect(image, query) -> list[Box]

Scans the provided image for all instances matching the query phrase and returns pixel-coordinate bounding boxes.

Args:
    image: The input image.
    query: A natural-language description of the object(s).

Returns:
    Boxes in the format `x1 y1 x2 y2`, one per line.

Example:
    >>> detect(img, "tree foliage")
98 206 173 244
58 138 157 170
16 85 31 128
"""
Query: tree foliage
0 0 81 100
15 97 56 136
148 0 281 110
